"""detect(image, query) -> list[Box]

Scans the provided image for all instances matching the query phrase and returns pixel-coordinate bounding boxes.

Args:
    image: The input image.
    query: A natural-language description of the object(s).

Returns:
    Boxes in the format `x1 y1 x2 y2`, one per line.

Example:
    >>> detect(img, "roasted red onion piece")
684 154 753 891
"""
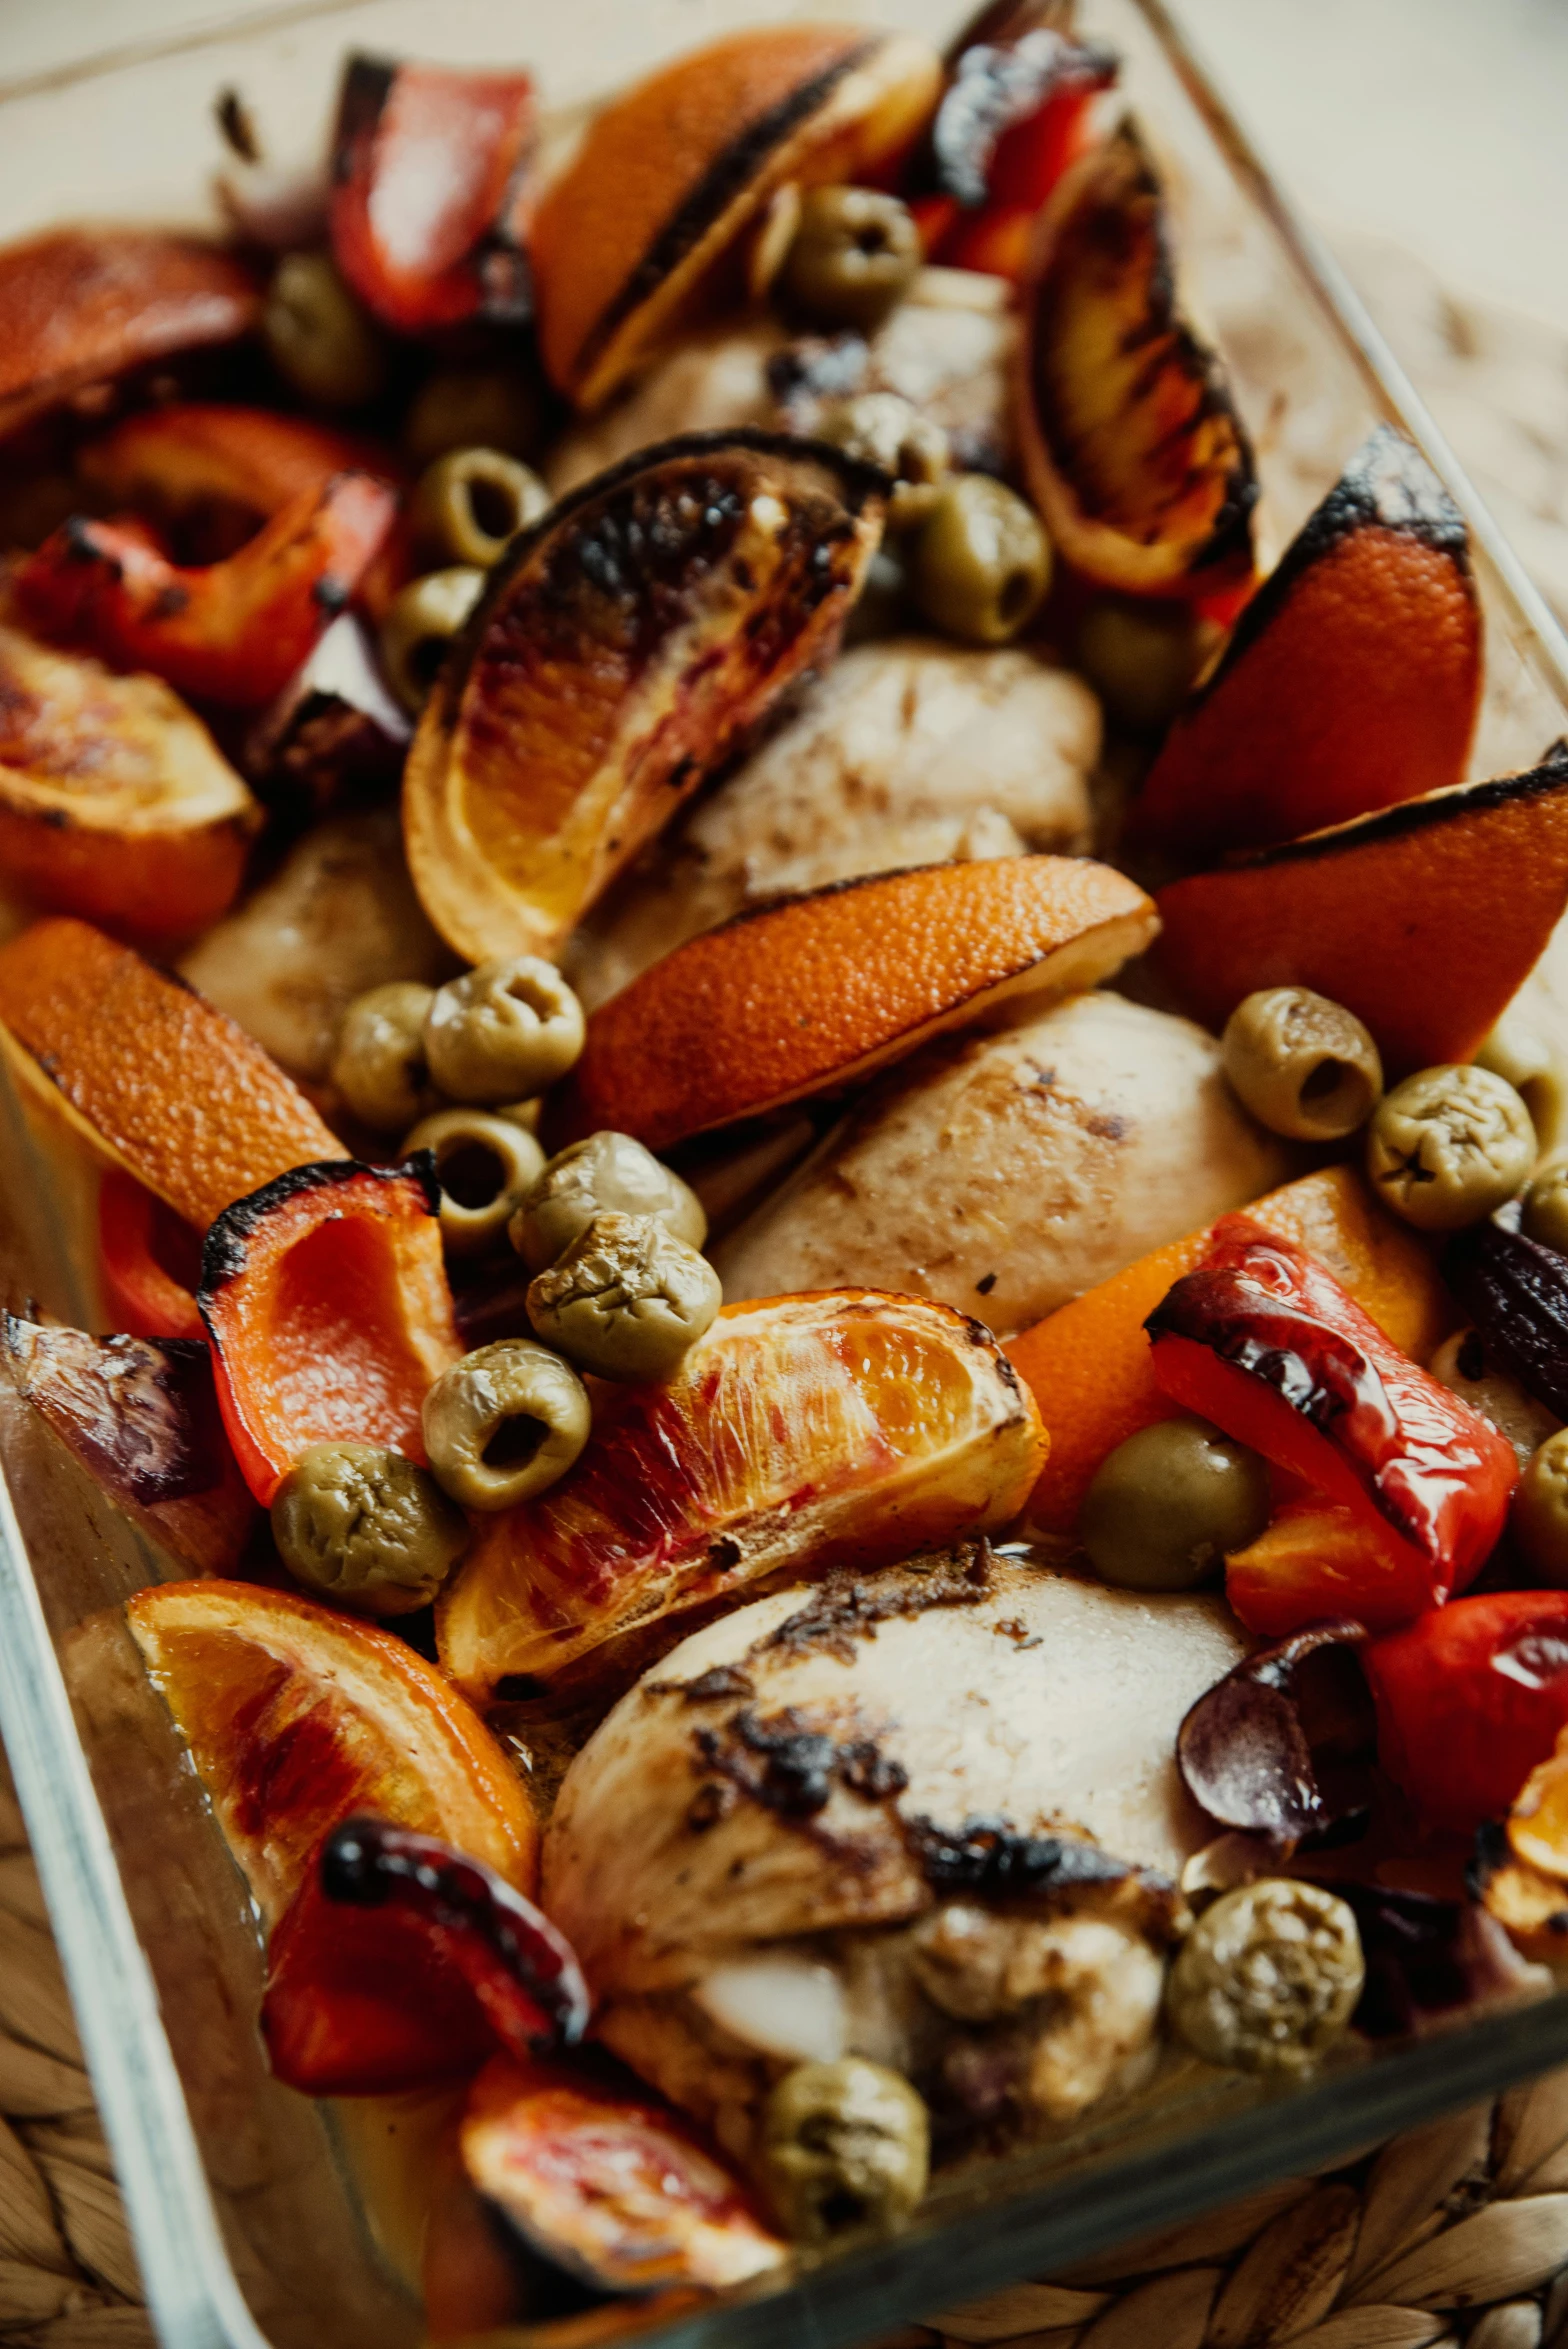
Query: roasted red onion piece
1340 1881 1547 2039
1447 1219 1568 1421
1177 1620 1370 1846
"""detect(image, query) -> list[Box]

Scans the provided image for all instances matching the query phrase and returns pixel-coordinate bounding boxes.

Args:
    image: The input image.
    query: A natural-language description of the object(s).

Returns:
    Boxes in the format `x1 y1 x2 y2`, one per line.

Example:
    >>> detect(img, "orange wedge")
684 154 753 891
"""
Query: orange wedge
531 27 942 409
437 1289 1044 1696
1136 426 1481 859
126 1580 538 1920
1154 752 1568 1075
1015 121 1256 599
560 854 1156 1152
403 431 885 966
0 619 260 941
1006 1164 1451 1544
0 917 338 1232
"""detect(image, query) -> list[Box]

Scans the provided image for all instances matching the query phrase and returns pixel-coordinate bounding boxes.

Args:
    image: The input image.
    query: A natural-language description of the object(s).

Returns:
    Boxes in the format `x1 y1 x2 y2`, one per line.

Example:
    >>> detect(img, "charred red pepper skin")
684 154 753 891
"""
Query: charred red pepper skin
98 1169 204 1343
262 1817 589 2096
917 25 1115 281
17 472 398 709
1366 1592 1568 1833
1147 1220 1514 1624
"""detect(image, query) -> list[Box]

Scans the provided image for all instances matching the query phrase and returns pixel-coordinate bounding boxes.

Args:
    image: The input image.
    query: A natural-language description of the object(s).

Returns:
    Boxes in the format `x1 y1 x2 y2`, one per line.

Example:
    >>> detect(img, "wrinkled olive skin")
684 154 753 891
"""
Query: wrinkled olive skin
1166 1879 1364 2076
1513 1427 1568 1587
1075 597 1207 735
911 475 1051 647
424 955 585 1104
331 980 439 1132
403 1107 546 1258
409 447 551 570
271 1443 466 1614
1523 1160 1568 1258
816 393 949 529
526 1211 721 1382
1366 1064 1536 1232
380 567 485 713
778 187 921 331
1221 986 1384 1143
759 2059 930 2243
1080 1416 1271 1593
421 1338 591 1512
404 365 546 467
263 251 385 409
511 1130 708 1274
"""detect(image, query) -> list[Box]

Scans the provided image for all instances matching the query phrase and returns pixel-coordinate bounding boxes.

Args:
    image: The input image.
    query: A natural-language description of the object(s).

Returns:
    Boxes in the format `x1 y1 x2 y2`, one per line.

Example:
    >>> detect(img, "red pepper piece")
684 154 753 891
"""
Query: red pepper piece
1365 1592 1568 1833
262 1817 588 2096
198 1158 462 1505
330 54 537 334
17 472 398 709
1223 1496 1438 1639
1146 1220 1515 1628
98 1168 205 1343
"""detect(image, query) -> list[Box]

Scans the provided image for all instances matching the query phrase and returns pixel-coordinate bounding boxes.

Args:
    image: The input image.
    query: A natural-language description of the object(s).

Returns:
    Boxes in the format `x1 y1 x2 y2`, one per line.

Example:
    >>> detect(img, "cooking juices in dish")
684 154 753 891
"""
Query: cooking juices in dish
3 0 1568 2332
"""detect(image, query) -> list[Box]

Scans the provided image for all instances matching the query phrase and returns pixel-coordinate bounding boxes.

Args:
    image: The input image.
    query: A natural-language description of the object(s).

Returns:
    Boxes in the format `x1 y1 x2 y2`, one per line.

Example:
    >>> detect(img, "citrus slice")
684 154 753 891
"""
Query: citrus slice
125 1579 538 1918
1135 426 1481 859
402 431 885 965
437 1289 1045 1696
1015 120 1257 598
0 619 260 940
531 28 942 409
1154 751 1568 1076
560 854 1156 1152
0 917 339 1231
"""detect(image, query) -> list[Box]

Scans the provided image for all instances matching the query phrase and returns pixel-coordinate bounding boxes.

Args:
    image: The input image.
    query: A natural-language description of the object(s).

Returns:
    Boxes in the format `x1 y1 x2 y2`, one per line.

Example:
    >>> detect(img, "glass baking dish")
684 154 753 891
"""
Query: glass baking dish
4 3 1568 2346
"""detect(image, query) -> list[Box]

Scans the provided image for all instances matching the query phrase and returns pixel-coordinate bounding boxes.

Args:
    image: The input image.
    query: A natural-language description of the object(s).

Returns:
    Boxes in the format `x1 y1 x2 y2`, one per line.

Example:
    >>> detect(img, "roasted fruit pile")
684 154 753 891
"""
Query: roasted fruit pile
5 0 1568 2332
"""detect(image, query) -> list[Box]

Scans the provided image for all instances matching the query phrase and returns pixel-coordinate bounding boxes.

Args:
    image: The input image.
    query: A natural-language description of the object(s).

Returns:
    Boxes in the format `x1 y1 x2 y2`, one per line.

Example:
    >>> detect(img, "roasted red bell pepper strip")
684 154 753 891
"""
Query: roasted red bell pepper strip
330 54 537 334
17 471 399 709
198 1158 461 1505
76 404 399 543
98 1168 204 1343
1365 1592 1568 1833
262 1817 589 2096
1223 1496 1443 1640
1146 1220 1515 1628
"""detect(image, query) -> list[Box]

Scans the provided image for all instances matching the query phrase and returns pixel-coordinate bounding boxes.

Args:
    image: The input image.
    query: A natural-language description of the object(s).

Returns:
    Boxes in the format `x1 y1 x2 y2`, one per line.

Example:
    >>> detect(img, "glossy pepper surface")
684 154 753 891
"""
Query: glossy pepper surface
97 1169 205 1343
1365 1591 1568 1833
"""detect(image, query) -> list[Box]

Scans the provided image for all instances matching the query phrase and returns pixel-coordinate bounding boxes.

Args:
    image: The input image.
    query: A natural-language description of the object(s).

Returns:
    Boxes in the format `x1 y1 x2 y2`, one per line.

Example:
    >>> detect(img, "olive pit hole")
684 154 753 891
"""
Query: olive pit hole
820 2192 865 2232
482 1413 547 1471
998 569 1036 626
464 474 520 544
407 631 454 693
1298 1054 1374 1127
438 1138 507 1209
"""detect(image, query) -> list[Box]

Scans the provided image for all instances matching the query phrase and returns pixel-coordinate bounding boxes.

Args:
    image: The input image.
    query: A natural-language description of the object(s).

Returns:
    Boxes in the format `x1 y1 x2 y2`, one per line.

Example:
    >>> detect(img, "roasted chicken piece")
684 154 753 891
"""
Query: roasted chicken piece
542 1546 1247 2161
716 991 1290 1336
568 637 1100 1008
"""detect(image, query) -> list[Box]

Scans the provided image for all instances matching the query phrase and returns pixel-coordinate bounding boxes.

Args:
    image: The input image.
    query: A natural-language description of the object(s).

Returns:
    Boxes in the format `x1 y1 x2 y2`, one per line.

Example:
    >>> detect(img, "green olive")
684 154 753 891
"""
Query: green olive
271 1442 466 1615
404 366 546 468
263 251 385 409
331 981 439 1132
379 567 485 714
1221 987 1384 1142
421 1338 591 1512
759 2059 929 2242
423 955 585 1104
526 1211 721 1382
1166 1879 1364 2076
1513 1428 1568 1587
403 1108 546 1258
511 1130 708 1273
778 186 921 332
910 474 1051 646
1477 1007 1567 1160
815 393 949 529
1524 1160 1568 1257
1366 1063 1536 1232
409 447 550 571
1080 1415 1271 1593
1075 597 1208 735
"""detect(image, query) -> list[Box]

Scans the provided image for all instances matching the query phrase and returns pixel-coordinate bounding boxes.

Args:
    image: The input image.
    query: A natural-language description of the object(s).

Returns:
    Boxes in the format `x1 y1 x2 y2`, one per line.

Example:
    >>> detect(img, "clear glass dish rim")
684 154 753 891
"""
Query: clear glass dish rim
2 6 1568 2346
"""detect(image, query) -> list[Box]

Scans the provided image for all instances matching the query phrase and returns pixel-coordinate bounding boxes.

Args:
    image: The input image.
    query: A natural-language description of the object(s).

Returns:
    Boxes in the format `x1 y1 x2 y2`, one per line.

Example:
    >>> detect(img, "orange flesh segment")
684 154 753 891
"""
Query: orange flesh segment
1006 1164 1451 1543
125 1580 538 1921
563 855 1156 1151
0 918 337 1231
1508 1730 1568 1881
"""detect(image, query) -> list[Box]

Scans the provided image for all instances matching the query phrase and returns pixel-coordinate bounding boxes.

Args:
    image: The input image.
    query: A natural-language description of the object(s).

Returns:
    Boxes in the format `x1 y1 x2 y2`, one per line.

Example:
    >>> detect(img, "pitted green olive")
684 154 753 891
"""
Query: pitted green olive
271 1443 466 1614
421 1338 591 1512
263 251 385 409
403 1108 546 1257
1512 1428 1568 1588
404 365 545 467
760 2059 929 2242
778 187 921 331
1523 1160 1568 1258
1366 1063 1536 1231
911 474 1051 647
331 981 439 1132
423 956 585 1104
379 567 485 713
1165 1879 1364 2076
816 393 949 529
526 1212 720 1382
1080 1415 1271 1593
510 1130 707 1274
1220 986 1384 1142
409 447 550 570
